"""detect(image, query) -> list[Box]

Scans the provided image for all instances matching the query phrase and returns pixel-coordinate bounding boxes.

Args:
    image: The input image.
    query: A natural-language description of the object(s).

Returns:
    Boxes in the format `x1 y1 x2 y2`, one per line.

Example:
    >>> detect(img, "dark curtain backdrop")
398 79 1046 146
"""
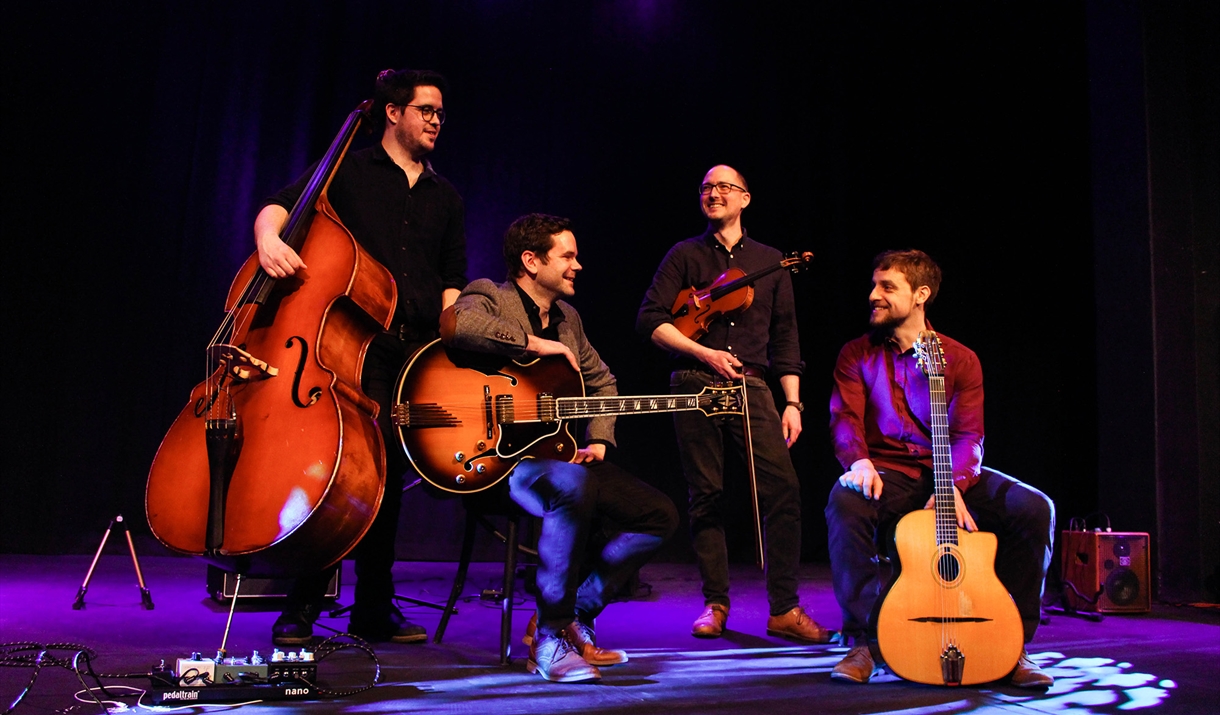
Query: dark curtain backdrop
4 2 1101 565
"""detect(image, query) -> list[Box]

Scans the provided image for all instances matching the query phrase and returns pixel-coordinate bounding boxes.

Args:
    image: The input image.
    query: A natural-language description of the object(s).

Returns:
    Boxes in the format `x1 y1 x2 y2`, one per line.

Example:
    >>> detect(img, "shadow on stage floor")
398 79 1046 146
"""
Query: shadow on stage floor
1 555 1216 714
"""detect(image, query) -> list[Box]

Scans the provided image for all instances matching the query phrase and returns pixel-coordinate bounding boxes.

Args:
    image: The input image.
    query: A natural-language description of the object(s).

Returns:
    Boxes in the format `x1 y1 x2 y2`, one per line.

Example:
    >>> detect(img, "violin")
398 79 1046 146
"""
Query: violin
670 251 813 340
145 100 396 578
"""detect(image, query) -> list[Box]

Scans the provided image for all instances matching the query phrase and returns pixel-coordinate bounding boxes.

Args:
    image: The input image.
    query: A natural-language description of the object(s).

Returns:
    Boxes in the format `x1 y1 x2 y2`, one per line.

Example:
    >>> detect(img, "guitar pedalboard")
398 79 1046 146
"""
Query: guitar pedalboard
147 648 318 704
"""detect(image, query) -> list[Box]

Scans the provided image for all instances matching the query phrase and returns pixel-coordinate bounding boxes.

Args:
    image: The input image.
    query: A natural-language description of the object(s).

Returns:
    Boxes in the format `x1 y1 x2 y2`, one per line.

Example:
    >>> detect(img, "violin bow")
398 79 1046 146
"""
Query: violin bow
739 378 765 570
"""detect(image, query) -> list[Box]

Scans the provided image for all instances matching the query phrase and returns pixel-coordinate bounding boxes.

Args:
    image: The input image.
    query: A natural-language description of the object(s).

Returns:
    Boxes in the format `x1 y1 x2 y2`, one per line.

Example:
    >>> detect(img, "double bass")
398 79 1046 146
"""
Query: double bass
145 100 396 578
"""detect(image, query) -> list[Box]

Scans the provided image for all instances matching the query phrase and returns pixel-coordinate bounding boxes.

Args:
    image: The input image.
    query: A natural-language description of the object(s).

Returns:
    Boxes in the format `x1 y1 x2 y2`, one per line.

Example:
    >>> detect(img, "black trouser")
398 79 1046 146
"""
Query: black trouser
671 370 803 616
825 466 1054 646
287 332 425 623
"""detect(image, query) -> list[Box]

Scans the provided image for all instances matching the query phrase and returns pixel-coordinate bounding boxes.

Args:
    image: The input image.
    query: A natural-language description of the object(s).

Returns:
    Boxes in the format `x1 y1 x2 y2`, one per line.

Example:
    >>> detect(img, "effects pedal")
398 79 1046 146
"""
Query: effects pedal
149 649 318 704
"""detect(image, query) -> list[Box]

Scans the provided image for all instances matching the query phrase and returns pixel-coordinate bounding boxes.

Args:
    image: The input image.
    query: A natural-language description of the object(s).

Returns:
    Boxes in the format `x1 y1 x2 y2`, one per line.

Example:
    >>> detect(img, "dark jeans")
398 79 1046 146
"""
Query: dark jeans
287 332 426 623
824 466 1054 646
671 369 803 616
508 457 678 638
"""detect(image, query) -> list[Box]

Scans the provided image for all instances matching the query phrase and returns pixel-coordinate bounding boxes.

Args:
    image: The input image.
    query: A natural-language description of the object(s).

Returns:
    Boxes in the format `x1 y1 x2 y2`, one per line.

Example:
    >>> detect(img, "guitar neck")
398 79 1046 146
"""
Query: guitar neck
556 393 706 419
928 374 958 546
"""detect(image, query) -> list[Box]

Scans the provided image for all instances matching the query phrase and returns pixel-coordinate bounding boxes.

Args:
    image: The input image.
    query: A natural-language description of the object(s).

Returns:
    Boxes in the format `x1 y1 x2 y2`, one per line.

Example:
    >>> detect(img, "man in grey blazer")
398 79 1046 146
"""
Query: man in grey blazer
440 213 678 683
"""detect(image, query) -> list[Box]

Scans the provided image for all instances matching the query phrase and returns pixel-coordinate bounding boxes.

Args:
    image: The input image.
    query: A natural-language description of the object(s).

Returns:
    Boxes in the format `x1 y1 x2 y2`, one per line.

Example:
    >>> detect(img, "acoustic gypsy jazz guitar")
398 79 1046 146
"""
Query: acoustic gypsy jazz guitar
873 331 1023 686
392 339 744 494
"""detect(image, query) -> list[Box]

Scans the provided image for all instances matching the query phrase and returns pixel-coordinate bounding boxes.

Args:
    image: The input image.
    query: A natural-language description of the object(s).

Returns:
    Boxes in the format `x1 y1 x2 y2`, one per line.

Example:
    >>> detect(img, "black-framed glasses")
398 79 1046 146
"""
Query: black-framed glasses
699 182 747 196
401 104 446 125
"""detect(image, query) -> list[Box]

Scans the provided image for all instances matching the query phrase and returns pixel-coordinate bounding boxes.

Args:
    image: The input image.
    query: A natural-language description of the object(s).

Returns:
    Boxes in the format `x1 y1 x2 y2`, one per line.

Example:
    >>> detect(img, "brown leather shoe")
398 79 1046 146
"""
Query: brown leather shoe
831 645 877 683
523 612 539 648
566 618 628 666
527 632 601 683
525 613 628 666
691 604 729 638
765 606 833 644
1010 650 1053 688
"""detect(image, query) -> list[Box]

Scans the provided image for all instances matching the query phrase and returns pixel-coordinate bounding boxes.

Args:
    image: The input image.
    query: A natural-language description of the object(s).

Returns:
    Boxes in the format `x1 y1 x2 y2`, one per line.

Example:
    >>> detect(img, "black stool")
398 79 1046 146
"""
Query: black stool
433 498 537 665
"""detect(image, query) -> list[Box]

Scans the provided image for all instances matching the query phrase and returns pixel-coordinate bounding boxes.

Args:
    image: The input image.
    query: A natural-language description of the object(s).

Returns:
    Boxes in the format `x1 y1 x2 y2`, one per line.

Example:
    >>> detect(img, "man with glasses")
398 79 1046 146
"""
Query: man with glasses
254 68 467 646
636 165 831 644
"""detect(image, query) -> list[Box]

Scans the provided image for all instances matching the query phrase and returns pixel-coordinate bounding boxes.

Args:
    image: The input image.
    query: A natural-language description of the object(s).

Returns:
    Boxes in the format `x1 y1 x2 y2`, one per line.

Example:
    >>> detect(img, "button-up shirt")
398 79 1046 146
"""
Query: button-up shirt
636 228 803 377
265 144 467 335
829 329 985 491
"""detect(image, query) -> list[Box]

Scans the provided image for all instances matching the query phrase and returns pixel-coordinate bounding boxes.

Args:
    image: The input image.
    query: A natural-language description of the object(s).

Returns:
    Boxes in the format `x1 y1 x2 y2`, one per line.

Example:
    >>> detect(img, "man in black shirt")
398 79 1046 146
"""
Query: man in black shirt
255 68 467 645
636 165 831 644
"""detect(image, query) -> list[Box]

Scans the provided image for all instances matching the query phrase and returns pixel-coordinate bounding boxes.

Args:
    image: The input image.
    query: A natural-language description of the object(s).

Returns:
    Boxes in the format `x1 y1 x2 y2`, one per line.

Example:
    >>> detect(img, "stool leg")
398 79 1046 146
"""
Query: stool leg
434 511 478 644
500 518 519 665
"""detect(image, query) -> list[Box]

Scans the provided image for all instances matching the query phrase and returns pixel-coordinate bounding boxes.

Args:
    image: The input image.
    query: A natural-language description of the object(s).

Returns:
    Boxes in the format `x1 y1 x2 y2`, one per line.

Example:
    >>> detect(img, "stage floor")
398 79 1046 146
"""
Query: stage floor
1 555 1216 714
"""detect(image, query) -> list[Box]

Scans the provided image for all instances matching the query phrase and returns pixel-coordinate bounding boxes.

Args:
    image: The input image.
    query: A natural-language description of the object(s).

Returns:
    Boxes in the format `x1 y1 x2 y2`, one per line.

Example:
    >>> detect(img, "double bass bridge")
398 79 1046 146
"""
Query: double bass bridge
207 344 278 382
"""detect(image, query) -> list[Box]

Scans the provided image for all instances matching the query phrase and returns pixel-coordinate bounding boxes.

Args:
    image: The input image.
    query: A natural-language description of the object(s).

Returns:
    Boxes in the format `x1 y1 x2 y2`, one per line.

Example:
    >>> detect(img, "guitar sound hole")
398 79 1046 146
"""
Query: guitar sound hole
938 551 961 582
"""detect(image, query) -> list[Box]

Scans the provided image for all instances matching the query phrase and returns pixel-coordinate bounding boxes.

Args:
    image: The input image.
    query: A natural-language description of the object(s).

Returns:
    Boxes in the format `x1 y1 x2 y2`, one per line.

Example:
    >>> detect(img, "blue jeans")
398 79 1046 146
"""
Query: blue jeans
671 370 803 616
824 466 1054 645
509 457 678 638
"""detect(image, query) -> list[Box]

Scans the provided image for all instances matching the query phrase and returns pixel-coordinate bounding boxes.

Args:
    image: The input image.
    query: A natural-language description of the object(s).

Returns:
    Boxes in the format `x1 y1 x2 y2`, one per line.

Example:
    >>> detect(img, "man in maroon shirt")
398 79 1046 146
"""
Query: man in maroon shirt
825 249 1054 688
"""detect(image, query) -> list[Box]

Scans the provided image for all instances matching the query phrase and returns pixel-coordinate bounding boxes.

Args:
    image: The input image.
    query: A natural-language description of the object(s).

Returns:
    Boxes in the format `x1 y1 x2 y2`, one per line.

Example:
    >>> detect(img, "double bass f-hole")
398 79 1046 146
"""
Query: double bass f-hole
286 336 322 408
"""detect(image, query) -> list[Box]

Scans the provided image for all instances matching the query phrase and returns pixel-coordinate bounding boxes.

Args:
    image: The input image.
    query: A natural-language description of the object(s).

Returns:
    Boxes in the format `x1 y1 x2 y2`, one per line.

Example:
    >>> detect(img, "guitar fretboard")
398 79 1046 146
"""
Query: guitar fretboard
556 394 703 418
928 373 959 547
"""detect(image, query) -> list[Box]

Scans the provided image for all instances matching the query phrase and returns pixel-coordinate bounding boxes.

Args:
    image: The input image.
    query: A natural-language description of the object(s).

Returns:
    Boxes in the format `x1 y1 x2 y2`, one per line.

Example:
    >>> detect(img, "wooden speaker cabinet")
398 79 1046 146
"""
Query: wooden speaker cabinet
1060 530 1151 613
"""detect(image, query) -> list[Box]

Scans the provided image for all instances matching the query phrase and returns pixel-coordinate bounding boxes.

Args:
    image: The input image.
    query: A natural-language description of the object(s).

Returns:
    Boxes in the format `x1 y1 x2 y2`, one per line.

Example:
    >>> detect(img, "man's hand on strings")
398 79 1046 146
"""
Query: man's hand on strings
924 485 978 532
257 234 307 278
839 458 882 500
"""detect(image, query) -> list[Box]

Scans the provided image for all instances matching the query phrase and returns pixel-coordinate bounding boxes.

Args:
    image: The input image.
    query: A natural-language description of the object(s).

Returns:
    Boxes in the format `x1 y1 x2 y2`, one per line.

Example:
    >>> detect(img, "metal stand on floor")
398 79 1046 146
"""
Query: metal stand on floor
72 515 154 610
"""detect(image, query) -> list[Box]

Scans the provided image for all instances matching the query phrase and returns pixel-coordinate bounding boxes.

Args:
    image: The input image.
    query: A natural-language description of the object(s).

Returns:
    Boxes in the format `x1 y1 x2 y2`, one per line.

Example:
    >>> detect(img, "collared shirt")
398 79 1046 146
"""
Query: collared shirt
829 329 985 491
636 228 803 377
265 144 468 335
511 281 612 447
512 282 565 341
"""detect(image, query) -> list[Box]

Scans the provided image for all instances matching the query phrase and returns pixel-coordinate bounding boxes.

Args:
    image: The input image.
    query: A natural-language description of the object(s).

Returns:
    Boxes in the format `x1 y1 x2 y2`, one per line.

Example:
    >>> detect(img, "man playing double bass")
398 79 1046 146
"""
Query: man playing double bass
825 249 1054 687
254 68 467 645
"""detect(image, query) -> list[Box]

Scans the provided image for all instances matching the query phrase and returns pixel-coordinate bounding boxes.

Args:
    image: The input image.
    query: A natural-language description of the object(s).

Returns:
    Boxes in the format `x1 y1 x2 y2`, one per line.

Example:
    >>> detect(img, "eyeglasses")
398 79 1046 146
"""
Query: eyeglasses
699 182 747 196
401 104 446 125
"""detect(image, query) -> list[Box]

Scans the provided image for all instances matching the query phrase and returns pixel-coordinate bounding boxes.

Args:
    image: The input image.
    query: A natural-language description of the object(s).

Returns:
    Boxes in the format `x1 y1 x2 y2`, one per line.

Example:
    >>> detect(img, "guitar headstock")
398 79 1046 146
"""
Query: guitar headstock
914 331 946 378
781 251 815 273
695 383 745 416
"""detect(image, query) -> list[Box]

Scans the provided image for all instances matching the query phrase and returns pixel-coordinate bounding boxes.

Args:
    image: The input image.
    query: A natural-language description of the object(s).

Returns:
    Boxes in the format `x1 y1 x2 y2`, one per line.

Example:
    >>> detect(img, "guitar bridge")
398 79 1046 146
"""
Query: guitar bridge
391 402 459 428
940 644 965 685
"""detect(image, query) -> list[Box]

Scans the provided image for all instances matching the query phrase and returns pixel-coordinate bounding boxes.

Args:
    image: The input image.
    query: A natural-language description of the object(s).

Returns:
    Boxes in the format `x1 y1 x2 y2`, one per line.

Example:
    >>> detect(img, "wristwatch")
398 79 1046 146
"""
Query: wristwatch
786 401 804 413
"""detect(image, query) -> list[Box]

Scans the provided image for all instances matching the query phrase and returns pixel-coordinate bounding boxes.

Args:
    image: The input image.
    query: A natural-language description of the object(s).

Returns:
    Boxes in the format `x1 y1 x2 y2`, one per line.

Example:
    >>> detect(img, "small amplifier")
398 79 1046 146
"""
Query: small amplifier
206 565 340 602
1060 530 1151 613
